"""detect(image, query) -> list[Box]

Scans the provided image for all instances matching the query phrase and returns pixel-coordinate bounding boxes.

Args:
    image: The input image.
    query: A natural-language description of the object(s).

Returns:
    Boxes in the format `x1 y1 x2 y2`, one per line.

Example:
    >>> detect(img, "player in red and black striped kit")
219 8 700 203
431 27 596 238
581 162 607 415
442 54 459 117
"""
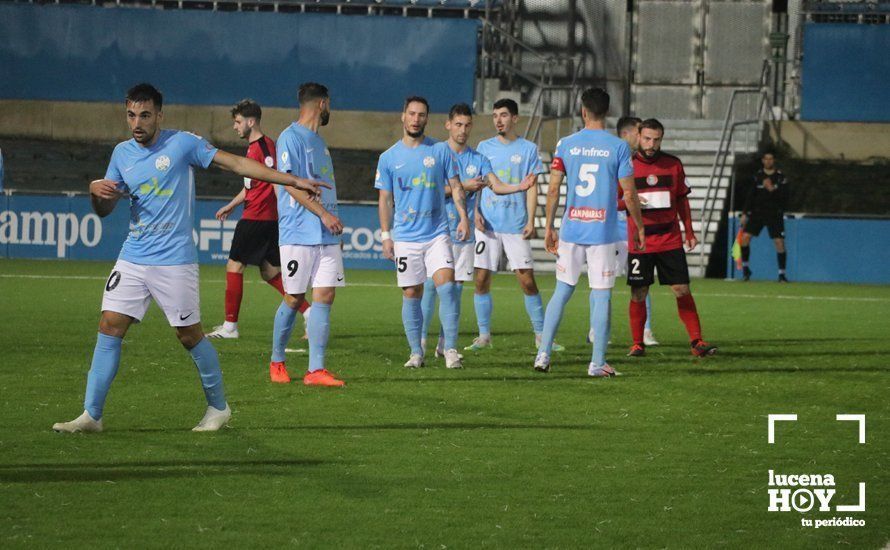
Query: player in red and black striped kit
206 99 309 339
620 119 716 358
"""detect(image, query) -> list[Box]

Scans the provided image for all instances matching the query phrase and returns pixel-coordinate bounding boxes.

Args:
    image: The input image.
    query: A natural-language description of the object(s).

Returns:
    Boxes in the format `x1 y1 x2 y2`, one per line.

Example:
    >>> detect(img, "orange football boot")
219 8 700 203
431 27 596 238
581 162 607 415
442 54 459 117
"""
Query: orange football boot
269 361 291 383
303 369 345 387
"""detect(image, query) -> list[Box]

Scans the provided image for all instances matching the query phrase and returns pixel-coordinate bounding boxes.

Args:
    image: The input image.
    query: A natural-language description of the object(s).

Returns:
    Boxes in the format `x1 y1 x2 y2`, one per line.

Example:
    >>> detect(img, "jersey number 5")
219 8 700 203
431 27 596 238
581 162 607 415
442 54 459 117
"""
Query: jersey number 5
576 163 599 198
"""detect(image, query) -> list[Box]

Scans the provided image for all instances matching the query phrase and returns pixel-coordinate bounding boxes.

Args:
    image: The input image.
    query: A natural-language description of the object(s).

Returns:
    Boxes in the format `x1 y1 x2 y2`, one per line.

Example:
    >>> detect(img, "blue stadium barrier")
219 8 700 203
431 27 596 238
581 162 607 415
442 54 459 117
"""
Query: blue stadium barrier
0 4 478 112
0 193 392 270
725 215 890 284
801 23 890 122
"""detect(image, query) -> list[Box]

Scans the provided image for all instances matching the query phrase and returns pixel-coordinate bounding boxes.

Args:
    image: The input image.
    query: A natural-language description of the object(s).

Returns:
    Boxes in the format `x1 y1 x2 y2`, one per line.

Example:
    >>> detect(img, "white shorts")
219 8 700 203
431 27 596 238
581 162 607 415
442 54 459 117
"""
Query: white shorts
393 233 454 288
615 240 629 277
101 260 200 327
473 229 534 272
280 244 346 295
453 242 475 282
554 241 618 289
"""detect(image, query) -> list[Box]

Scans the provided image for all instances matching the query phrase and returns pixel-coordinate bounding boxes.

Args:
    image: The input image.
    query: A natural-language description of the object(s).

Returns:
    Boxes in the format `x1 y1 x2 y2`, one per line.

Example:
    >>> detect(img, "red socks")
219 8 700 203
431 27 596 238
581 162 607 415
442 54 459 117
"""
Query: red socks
225 272 244 322
267 273 286 296
676 294 702 343
297 300 309 314
629 300 647 345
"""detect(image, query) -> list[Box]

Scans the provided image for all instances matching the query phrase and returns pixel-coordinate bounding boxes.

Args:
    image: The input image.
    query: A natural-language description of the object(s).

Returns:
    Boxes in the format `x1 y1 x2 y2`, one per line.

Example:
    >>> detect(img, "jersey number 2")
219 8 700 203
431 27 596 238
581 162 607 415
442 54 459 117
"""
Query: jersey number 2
576 163 599 197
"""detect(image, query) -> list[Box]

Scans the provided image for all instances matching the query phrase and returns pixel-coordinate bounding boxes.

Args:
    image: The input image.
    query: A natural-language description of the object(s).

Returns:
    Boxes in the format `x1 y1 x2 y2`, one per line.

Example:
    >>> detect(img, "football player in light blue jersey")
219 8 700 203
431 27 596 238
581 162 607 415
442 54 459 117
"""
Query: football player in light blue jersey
420 103 536 357
269 82 347 387
467 98 561 353
534 88 645 376
53 83 329 434
376 96 470 369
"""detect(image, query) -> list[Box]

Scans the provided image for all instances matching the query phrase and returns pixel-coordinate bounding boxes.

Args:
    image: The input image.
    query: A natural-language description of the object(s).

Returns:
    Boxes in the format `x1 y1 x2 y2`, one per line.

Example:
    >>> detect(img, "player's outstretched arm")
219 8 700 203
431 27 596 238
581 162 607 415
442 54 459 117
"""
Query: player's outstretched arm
89 179 123 218
619 176 645 252
378 190 395 260
485 172 535 195
448 176 470 241
678 195 697 251
210 150 330 195
216 188 246 221
543 170 563 254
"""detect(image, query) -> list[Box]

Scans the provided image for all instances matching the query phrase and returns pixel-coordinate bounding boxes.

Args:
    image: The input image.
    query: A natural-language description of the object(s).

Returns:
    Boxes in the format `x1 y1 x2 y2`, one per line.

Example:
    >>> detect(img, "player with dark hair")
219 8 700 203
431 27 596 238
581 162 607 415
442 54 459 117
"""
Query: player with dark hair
467 98 560 352
419 103 535 357
739 150 789 282
206 99 310 340
376 96 470 369
624 119 716 358
534 88 645 375
268 82 346 386
52 83 329 433
614 116 659 346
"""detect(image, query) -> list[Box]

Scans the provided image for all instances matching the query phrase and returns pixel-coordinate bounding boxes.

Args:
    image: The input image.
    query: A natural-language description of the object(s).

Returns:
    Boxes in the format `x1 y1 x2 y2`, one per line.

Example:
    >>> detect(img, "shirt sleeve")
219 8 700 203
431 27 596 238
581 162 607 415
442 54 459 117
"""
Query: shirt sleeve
551 139 566 173
104 146 123 183
374 154 392 192
479 155 493 179
617 141 634 179
442 147 459 180
675 162 691 198
525 143 545 176
277 133 304 177
183 132 218 169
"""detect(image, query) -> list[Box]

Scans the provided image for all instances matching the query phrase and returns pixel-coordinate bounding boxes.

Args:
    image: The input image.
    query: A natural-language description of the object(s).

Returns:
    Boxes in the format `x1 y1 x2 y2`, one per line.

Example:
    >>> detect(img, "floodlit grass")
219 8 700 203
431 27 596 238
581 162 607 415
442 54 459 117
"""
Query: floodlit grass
0 259 887 548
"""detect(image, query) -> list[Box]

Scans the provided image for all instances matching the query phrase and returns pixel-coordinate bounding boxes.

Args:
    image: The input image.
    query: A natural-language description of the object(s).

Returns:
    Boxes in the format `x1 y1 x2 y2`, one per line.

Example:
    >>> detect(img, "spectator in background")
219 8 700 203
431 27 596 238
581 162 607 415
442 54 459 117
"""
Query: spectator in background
740 150 789 282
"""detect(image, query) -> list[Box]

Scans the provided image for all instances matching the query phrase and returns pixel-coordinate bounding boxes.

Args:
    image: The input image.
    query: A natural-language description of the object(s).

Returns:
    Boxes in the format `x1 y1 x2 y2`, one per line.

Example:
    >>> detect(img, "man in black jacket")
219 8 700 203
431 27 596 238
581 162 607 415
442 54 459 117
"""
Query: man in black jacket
740 151 789 282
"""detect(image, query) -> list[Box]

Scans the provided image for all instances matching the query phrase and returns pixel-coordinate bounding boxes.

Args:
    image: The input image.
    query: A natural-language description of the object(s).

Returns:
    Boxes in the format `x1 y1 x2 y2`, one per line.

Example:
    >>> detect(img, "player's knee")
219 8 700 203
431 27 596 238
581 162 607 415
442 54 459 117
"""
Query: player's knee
98 312 129 338
516 271 538 295
313 288 335 305
226 260 245 274
175 326 203 349
671 284 690 298
474 271 491 293
284 293 305 310
403 285 423 299
630 287 649 302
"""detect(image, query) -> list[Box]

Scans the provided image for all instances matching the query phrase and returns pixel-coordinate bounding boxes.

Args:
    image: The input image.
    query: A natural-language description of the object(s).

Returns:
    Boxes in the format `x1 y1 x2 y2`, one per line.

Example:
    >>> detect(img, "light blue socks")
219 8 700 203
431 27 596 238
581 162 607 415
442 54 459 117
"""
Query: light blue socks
307 303 331 373
437 282 460 350
271 300 298 363
188 337 227 411
83 332 122 420
590 289 612 367
645 293 653 331
538 281 575 355
420 278 437 342
524 293 545 335
402 296 423 356
474 292 492 337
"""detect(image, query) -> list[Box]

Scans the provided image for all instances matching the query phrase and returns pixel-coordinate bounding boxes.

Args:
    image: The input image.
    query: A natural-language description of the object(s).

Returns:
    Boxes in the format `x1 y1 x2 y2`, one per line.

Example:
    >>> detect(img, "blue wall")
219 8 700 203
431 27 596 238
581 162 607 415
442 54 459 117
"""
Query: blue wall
0 4 478 112
726 216 890 284
0 194 391 270
801 23 890 122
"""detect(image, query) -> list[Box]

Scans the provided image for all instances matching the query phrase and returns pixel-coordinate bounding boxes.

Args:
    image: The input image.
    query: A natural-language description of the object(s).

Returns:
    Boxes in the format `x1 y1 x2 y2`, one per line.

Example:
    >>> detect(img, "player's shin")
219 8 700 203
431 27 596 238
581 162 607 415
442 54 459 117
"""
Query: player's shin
539 282 574 354
307 303 331 373
402 297 424 356
590 289 611 366
83 333 123 420
225 272 244 325
437 282 460 350
644 294 653 331
676 294 702 342
629 299 647 345
473 292 492 337
524 293 545 335
266 273 286 296
271 301 298 362
188 338 227 411
420 278 437 347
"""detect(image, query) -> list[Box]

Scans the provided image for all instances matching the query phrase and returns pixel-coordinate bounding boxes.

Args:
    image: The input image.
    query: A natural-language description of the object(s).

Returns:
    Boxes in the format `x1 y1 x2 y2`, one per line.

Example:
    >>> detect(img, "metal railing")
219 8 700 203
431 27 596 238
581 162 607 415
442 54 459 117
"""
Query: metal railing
697 86 777 270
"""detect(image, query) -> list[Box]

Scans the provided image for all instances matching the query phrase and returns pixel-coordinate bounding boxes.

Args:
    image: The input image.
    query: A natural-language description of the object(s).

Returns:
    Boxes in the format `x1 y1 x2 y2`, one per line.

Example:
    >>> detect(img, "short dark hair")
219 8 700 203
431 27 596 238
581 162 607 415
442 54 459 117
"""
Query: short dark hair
640 118 665 134
580 87 609 118
492 98 519 116
298 82 329 105
616 116 642 134
448 103 473 120
231 99 262 120
126 83 163 109
761 149 776 158
404 95 429 113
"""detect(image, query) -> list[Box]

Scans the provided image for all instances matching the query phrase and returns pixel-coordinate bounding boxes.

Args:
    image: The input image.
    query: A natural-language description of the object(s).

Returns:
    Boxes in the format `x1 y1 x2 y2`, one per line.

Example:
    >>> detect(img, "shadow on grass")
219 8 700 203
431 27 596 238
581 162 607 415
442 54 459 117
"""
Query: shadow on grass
0 459 326 483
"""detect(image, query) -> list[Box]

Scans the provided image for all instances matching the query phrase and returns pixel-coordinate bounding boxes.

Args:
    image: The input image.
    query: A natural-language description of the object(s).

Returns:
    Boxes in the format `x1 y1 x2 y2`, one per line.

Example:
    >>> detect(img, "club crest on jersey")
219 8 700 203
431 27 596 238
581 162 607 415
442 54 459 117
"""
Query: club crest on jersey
567 206 606 223
264 156 274 168
281 151 289 164
570 147 582 156
647 175 658 186
155 155 171 171
423 156 436 168
466 164 478 176
510 154 522 164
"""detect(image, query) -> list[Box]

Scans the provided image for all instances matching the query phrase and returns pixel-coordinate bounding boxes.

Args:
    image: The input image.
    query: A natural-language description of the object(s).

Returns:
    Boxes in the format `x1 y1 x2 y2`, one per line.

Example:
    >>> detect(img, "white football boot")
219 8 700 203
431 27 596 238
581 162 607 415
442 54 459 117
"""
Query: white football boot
444 349 463 369
403 354 425 369
206 325 239 339
192 404 232 432
533 352 551 373
643 329 660 347
53 411 103 433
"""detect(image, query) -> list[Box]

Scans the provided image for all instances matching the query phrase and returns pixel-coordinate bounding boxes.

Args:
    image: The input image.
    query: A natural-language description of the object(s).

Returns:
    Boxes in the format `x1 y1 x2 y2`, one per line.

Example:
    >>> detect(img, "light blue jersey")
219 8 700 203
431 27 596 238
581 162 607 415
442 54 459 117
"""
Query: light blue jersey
476 136 543 234
552 129 633 245
276 123 339 246
104 129 217 265
375 138 458 243
446 145 492 243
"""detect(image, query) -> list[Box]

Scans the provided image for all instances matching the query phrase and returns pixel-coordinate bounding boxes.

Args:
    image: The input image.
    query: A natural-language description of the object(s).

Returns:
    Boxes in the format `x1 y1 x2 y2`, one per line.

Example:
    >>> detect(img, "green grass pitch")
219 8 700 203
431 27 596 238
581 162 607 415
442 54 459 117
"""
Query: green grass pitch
0 258 887 548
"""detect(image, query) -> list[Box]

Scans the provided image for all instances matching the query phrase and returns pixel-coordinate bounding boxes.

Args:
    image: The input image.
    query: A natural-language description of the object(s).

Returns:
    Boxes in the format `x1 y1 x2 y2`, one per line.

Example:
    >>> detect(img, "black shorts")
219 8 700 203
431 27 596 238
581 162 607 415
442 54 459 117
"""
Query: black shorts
228 219 281 266
627 248 690 287
745 213 784 239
